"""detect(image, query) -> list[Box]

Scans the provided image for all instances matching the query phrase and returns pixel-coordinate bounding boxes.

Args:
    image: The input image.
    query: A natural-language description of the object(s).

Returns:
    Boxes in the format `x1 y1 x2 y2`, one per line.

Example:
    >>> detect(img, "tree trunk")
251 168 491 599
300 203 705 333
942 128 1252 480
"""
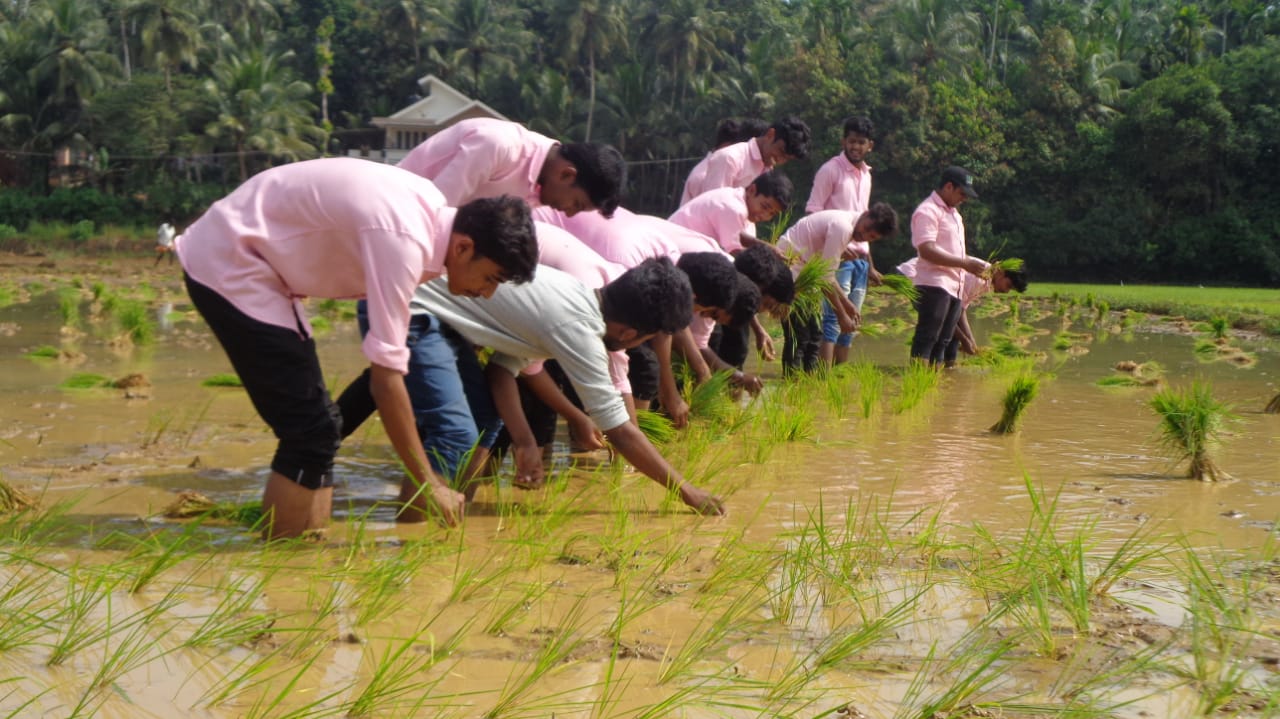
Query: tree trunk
119 15 131 82
585 49 595 142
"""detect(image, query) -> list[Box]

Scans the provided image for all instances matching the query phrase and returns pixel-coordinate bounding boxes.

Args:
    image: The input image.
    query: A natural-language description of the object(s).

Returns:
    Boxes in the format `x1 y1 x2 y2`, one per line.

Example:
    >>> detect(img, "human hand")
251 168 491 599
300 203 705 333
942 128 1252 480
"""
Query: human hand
838 310 860 335
730 370 763 395
569 417 606 451
512 443 546 489
662 391 690 429
868 268 884 287
679 484 726 516
964 256 990 277
756 333 777 361
430 484 466 526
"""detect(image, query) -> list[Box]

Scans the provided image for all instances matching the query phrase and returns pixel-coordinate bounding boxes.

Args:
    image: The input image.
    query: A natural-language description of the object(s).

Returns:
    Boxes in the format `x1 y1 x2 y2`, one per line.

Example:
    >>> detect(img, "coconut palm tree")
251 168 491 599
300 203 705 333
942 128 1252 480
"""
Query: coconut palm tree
127 0 202 91
644 0 732 106
881 0 983 76
550 0 627 141
203 40 322 180
428 0 530 98
379 0 434 71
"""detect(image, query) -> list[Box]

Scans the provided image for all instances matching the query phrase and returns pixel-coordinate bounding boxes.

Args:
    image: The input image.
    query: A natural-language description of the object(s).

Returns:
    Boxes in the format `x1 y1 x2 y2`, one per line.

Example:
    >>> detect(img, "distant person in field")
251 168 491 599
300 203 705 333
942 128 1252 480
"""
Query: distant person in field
898 258 1028 367
806 116 881 366
175 158 538 540
398 117 626 217
155 222 176 266
680 116 811 206
777 203 899 375
668 170 792 255
907 166 990 366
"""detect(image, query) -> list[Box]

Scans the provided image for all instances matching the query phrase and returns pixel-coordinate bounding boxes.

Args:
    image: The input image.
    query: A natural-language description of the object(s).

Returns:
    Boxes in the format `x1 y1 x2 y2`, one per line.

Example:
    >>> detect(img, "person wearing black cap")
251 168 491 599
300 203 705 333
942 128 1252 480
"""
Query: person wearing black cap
906 166 991 366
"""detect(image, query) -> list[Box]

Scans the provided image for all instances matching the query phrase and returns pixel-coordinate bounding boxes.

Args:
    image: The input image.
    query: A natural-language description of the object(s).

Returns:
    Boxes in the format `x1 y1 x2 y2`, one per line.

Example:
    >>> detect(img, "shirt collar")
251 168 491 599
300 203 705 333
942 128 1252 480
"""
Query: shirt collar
837 153 871 175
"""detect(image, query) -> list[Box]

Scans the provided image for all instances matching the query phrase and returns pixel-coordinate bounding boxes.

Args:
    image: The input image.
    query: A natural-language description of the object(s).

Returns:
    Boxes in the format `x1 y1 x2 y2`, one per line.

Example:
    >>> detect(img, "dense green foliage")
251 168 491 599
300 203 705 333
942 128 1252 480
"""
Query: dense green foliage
1 0 1278 283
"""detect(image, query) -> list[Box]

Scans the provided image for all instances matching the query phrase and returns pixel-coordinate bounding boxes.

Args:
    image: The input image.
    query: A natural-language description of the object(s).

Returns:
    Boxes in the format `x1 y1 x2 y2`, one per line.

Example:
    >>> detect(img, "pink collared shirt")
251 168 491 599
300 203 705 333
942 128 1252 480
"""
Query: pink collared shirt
679 139 766 206
806 154 872 256
177 158 448 374
900 257 991 308
631 214 728 258
910 191 967 298
397 118 555 207
667 186 752 253
551 207 680 268
776 210 854 283
529 221 632 394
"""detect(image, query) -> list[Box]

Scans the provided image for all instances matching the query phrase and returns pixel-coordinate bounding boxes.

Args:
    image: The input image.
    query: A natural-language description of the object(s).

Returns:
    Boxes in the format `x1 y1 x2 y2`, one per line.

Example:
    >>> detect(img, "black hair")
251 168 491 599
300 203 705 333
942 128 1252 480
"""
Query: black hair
676 252 738 311
452 195 538 283
600 257 692 334
749 170 793 206
727 273 761 329
861 202 899 238
558 142 626 219
842 115 874 140
770 116 812 159
1005 267 1029 293
734 244 795 305
714 118 769 149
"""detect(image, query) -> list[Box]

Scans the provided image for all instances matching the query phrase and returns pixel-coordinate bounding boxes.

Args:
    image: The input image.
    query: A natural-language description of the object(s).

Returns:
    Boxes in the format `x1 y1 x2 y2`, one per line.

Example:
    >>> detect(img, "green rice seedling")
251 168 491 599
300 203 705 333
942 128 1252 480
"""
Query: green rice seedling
161 490 263 527
485 595 593 718
201 373 243 387
349 542 439 626
658 581 762 684
47 566 123 666
892 361 940 414
183 572 280 649
894 634 1022 719
1096 300 1110 322
758 384 815 442
237 649 351 719
1052 332 1073 351
346 628 439 717
850 360 884 419
787 255 835 322
1097 361 1164 387
115 297 155 344
485 580 553 636
69 585 183 709
875 273 920 303
58 373 111 390
988 333 1031 359
990 374 1039 434
309 315 332 334
57 286 82 328
0 565 58 651
112 522 211 593
686 368 738 427
25 344 60 359
635 408 676 445
89 281 106 301
0 284 15 308
1149 381 1235 481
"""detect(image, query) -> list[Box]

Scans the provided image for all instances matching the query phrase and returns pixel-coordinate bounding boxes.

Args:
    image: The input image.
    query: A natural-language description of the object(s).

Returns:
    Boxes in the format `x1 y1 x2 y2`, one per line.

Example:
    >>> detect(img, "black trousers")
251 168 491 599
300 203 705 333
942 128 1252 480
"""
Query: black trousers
185 273 341 489
910 285 963 365
709 322 751 369
626 342 660 401
782 312 820 375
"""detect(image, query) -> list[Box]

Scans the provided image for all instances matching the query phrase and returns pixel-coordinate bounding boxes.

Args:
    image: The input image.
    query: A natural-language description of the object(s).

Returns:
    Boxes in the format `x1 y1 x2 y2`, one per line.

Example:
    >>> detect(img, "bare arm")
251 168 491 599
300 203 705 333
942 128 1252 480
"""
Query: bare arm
603 420 724 515
523 369 605 450
699 347 762 394
955 308 978 354
824 282 859 334
485 364 545 489
370 364 464 526
651 333 689 428
917 240 989 276
751 315 776 361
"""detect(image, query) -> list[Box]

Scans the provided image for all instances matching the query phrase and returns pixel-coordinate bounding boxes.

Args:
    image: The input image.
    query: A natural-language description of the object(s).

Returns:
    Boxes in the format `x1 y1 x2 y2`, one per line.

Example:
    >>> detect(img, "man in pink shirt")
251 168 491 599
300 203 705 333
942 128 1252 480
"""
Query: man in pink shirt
806 116 881 366
899 257 1028 366
777 203 899 374
668 171 791 254
176 158 538 539
398 117 626 217
679 116 811 206
908 166 991 365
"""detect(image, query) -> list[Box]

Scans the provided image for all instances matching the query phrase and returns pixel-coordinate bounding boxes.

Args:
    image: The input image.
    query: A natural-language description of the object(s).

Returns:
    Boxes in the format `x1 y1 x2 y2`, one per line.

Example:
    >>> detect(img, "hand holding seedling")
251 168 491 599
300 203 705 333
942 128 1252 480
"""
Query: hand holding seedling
428 483 466 527
679 483 726 516
730 370 763 395
512 442 546 490
569 416 607 451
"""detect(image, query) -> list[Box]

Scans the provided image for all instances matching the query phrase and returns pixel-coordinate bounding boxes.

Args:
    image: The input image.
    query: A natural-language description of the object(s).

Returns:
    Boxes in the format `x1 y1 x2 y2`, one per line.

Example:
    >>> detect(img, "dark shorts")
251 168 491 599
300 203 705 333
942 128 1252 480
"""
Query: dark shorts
626 342 660 401
185 273 340 489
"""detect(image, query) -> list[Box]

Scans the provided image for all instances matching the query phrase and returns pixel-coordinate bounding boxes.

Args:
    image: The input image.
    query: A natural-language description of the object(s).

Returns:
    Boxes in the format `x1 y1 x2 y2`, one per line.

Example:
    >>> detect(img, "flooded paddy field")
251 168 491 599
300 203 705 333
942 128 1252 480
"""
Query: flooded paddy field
2 253 1279 718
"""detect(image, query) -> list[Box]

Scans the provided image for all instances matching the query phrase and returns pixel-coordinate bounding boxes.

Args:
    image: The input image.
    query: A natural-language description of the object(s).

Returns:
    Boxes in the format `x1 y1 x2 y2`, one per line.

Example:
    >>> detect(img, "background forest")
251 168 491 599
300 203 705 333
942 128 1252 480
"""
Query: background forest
1 0 1278 284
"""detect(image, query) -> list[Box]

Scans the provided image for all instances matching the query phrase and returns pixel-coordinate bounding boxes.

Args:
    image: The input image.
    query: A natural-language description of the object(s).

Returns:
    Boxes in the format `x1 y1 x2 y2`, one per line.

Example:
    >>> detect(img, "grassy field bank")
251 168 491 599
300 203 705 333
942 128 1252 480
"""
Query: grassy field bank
1028 283 1280 335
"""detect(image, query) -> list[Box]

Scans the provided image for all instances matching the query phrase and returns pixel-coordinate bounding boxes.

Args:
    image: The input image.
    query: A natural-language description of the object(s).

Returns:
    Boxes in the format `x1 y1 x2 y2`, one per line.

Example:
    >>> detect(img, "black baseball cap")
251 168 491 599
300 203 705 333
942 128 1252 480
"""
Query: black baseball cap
940 166 979 199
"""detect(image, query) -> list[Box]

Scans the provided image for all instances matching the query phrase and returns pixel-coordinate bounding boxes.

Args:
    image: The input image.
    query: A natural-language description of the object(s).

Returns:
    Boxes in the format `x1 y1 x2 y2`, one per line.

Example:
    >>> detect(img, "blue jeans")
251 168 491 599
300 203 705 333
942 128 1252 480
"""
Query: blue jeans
343 302 501 483
821 258 869 346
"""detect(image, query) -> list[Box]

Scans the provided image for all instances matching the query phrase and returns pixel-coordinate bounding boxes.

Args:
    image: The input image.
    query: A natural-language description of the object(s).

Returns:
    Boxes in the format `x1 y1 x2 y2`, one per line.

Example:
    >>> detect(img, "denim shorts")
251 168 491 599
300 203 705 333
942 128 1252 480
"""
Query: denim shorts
821 258 869 346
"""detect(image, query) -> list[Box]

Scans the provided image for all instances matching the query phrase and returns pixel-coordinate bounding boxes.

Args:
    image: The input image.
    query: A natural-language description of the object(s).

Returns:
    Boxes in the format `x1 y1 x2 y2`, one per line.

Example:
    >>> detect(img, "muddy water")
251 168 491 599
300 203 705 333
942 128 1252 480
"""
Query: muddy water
3 261 1280 718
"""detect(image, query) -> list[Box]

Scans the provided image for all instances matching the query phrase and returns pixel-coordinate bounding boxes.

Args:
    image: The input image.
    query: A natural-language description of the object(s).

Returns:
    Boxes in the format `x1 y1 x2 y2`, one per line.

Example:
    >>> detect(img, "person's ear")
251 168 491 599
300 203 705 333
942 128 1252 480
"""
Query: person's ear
557 164 578 185
745 184 758 199
449 233 475 262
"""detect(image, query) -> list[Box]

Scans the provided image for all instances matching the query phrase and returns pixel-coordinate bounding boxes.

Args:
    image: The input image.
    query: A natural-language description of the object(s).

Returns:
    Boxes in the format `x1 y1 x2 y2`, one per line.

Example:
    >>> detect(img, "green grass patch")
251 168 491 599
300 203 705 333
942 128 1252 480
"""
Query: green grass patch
1029 283 1280 336
26 345 61 359
201 373 243 388
59 373 111 390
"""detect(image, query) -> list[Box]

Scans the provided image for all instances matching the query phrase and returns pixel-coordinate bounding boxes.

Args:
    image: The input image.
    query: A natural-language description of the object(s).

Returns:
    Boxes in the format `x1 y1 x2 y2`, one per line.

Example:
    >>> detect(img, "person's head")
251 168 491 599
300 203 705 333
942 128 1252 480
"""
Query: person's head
744 171 792 223
937 165 978 208
850 202 898 246
757 116 812 168
722 272 762 328
676 252 739 319
539 142 627 218
992 266 1028 294
841 116 874 166
599 257 693 350
734 243 794 311
446 195 538 298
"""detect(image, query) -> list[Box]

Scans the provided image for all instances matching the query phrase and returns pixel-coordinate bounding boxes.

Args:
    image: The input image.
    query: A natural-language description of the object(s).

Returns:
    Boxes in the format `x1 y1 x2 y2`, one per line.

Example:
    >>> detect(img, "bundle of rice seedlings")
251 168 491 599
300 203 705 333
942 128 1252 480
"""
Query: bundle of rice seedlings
874 274 920 303
636 408 677 445
1149 381 1234 482
202 373 244 388
0 477 35 513
162 490 264 526
787 255 835 322
686 369 738 426
989 333 1031 359
58 373 111 390
988 257 1024 274
1098 361 1164 387
991 374 1040 433
1266 394 1280 414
